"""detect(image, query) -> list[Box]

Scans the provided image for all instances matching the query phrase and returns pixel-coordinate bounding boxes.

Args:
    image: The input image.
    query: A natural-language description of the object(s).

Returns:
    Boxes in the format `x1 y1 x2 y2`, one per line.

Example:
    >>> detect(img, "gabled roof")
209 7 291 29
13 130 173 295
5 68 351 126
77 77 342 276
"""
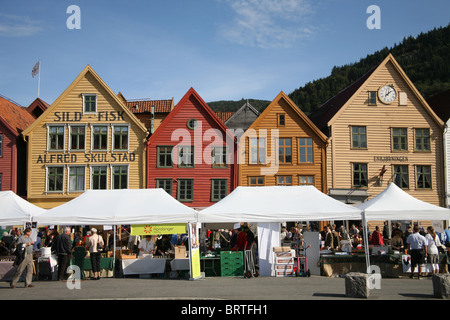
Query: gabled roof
246 91 327 142
23 65 147 136
223 100 260 126
308 54 444 133
125 98 174 114
215 111 235 123
149 87 234 143
0 94 36 136
27 97 50 119
427 88 450 122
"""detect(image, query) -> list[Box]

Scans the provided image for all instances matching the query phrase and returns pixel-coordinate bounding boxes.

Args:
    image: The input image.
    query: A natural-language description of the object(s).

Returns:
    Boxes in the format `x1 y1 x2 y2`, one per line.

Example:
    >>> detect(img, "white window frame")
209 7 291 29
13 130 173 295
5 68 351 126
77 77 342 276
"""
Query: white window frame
45 165 65 194
46 124 66 152
90 165 109 190
68 124 87 152
67 165 86 193
112 124 130 152
111 164 129 190
90 124 109 152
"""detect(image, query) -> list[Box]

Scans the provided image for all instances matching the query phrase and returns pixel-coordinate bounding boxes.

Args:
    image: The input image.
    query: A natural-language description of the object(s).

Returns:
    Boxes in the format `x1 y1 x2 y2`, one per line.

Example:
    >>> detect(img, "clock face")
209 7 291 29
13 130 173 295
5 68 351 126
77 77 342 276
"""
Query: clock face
378 85 397 104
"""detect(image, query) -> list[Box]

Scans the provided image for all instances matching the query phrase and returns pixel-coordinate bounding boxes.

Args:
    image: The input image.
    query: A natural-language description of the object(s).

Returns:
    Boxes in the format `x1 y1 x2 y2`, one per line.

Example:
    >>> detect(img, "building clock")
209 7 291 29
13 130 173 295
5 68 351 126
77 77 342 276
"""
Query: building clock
378 85 397 104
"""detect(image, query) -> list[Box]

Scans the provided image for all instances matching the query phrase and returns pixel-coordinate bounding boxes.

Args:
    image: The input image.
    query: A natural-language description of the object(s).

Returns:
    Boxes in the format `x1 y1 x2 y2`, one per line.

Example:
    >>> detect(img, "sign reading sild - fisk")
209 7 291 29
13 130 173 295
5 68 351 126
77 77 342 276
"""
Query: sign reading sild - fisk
22 65 148 209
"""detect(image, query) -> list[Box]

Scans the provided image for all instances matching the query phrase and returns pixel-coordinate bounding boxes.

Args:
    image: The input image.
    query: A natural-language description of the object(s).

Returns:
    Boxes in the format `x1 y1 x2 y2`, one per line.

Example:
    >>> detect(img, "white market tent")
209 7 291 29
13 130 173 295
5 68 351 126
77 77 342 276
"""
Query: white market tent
357 182 450 269
34 188 198 225
198 186 363 223
357 182 450 221
198 186 362 276
0 190 47 226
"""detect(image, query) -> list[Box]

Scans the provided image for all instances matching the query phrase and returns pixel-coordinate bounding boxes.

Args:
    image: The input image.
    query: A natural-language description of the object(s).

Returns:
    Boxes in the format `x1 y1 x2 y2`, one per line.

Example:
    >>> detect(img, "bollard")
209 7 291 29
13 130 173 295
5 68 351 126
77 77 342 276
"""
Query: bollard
432 274 450 299
345 272 370 298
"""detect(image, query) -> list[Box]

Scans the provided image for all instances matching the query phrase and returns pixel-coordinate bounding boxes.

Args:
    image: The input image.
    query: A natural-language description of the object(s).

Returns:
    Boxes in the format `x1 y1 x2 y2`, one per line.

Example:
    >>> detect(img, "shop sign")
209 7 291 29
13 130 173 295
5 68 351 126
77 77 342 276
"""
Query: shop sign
373 156 408 162
130 223 187 236
36 152 136 164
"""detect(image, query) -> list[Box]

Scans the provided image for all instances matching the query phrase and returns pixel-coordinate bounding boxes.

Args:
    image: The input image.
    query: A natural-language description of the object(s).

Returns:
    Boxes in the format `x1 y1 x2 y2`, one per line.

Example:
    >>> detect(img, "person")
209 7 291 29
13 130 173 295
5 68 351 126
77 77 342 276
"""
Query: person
425 226 442 274
331 225 340 249
234 227 248 251
280 226 287 241
2 232 13 253
324 226 334 249
86 228 104 280
391 229 404 252
349 224 359 237
10 228 35 288
155 235 171 256
403 225 412 245
371 226 384 246
73 231 82 247
391 222 402 238
138 235 155 257
382 221 390 243
45 230 58 248
219 229 231 249
244 226 254 249
52 227 73 281
33 232 42 251
406 225 428 279
444 226 450 248
82 231 91 247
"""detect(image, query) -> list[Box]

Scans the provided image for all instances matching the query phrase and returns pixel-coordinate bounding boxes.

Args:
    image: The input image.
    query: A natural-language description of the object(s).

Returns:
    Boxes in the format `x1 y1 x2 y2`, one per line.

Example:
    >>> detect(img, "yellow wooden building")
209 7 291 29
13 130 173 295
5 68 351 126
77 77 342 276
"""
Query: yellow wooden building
309 54 445 227
22 65 148 209
238 91 328 193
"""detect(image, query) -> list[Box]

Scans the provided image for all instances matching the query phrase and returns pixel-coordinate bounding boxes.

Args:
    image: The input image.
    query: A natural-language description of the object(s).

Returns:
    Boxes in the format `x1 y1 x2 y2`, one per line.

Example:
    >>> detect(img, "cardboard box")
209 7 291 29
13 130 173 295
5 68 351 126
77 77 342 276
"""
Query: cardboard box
275 257 294 265
275 264 294 271
116 249 133 259
274 250 295 258
175 246 186 259
273 246 291 252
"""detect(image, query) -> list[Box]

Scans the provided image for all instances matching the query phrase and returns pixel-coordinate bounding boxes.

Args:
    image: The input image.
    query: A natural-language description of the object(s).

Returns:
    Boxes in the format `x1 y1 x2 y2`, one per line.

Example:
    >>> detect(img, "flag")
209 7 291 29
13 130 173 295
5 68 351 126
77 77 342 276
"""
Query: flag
32 61 40 78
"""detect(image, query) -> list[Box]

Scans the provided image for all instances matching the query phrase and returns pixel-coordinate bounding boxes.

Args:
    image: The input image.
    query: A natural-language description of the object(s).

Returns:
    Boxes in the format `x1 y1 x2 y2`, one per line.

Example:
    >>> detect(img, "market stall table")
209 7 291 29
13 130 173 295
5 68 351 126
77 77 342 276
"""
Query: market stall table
70 257 114 278
121 258 167 276
170 258 190 278
200 256 221 277
318 253 449 277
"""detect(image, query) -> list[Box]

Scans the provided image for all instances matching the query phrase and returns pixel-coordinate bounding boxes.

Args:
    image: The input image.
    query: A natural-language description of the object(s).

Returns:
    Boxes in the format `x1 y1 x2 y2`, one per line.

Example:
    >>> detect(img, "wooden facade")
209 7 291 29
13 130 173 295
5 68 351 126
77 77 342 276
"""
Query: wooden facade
0 95 36 196
147 87 237 209
238 91 327 193
309 54 445 226
22 66 148 209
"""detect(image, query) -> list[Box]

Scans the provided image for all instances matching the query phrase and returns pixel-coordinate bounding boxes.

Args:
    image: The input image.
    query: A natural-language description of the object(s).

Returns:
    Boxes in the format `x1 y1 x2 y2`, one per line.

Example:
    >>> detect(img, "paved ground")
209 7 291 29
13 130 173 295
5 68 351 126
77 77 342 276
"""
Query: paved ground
0 275 443 301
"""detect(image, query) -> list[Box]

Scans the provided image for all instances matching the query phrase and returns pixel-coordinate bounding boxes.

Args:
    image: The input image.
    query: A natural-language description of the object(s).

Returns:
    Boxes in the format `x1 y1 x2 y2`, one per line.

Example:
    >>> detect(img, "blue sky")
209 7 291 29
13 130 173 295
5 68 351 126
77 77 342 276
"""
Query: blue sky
1 0 449 107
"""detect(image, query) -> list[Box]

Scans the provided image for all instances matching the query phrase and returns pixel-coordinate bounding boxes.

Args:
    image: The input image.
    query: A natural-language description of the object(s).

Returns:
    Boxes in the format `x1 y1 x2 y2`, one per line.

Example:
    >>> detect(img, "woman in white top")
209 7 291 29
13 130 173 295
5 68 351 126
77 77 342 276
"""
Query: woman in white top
425 226 442 274
87 228 104 280
138 235 155 257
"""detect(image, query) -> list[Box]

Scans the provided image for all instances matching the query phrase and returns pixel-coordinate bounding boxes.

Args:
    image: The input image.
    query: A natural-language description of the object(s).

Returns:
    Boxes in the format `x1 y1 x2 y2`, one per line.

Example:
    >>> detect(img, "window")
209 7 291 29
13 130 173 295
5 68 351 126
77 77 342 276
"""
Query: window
187 119 198 130
70 126 85 151
178 179 194 202
368 91 377 105
392 128 408 151
300 176 315 186
278 138 292 164
157 146 173 168
92 125 108 150
351 126 367 149
83 94 97 113
47 166 64 192
0 134 2 157
416 165 431 189
278 114 286 126
299 138 313 163
113 125 129 151
68 166 85 192
415 128 431 151
91 166 107 190
353 163 368 188
178 146 194 168
249 137 266 164
48 125 65 151
212 146 228 168
249 176 264 186
112 165 128 189
394 165 409 189
211 179 227 201
277 176 292 186
156 178 173 195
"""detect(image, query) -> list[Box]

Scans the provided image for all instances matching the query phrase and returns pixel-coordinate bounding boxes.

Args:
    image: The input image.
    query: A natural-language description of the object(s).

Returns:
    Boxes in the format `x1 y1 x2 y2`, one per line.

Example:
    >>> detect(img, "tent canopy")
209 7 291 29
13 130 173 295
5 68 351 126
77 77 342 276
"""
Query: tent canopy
34 189 198 225
0 191 47 226
357 182 450 221
198 186 362 223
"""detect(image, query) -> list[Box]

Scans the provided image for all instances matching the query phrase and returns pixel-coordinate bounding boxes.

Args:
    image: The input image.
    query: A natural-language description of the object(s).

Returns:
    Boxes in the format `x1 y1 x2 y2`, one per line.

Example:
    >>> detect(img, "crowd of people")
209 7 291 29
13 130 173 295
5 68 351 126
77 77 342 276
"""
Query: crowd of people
203 225 255 252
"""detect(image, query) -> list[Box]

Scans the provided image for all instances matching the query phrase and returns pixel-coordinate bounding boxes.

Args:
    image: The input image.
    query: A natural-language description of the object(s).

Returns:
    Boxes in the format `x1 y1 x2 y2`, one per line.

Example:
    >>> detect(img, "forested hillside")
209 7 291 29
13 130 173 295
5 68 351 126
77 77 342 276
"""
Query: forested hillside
208 24 450 115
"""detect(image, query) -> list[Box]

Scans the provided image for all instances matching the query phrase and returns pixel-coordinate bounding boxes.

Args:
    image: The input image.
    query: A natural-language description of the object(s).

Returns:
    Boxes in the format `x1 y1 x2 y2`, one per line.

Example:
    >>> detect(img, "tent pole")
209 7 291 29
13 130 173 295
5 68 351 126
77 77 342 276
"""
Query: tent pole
362 211 370 272
113 225 116 277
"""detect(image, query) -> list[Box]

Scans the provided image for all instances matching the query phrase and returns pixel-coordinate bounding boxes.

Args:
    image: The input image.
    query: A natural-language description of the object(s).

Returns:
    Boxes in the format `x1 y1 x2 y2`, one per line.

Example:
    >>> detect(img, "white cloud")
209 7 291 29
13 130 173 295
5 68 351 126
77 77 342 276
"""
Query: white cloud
0 13 43 37
218 0 315 48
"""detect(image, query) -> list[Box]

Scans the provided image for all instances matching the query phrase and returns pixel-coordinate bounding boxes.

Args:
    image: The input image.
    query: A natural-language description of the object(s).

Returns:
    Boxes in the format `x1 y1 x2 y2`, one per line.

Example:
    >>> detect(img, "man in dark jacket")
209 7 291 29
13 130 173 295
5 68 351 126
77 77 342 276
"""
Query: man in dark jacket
52 227 73 281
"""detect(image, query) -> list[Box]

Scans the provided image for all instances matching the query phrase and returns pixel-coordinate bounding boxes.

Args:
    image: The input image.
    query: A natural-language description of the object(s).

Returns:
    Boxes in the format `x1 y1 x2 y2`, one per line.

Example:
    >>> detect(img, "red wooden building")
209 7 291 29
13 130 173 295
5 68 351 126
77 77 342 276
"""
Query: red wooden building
147 88 237 209
0 95 37 195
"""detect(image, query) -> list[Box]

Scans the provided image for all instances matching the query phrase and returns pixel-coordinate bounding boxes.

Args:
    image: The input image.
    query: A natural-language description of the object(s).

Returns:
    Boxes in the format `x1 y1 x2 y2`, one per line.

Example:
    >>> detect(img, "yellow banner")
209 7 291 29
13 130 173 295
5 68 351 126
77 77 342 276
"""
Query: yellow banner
131 224 186 236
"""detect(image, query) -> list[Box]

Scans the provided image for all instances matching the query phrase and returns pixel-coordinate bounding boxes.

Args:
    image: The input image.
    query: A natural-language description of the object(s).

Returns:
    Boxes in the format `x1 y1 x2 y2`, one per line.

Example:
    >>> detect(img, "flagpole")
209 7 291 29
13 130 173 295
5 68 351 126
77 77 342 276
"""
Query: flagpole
37 59 41 98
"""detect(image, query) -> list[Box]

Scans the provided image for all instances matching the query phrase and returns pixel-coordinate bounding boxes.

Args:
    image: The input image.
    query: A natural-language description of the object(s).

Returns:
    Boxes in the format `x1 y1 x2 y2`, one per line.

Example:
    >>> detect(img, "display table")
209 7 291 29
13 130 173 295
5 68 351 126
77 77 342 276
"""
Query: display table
170 258 190 271
121 258 167 276
200 257 221 277
318 254 449 277
70 257 114 278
